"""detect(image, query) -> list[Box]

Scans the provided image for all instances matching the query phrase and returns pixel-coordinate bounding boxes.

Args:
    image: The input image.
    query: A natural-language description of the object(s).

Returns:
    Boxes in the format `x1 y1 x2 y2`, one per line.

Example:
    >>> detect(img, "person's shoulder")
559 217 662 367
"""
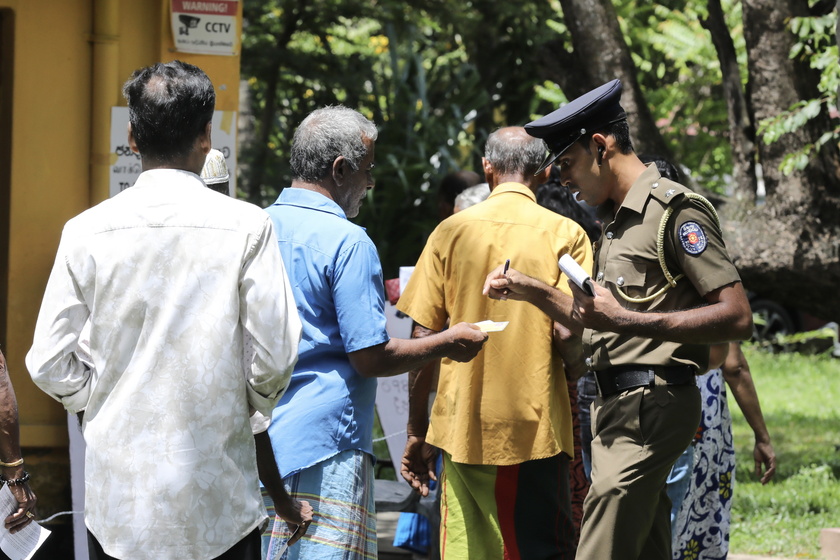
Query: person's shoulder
339 220 376 250
522 198 585 227
538 206 591 243
655 182 720 223
428 206 480 242
267 193 364 232
207 192 274 226
648 178 694 207
62 196 121 234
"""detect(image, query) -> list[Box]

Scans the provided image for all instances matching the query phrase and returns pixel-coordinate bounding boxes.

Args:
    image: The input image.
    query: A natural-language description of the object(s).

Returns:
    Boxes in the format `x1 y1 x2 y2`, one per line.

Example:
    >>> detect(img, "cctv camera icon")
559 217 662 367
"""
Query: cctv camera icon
178 15 200 35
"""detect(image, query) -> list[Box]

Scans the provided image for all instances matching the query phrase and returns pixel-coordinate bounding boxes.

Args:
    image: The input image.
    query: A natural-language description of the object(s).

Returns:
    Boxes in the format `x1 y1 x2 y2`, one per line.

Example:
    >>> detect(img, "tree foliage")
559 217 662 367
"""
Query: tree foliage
758 8 839 175
241 0 559 274
240 0 840 319
617 1 739 193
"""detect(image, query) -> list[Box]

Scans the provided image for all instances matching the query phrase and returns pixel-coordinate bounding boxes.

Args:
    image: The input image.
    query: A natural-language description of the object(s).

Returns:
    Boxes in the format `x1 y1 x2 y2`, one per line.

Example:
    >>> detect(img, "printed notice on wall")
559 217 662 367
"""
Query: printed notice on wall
109 107 238 198
171 0 239 55
376 303 414 474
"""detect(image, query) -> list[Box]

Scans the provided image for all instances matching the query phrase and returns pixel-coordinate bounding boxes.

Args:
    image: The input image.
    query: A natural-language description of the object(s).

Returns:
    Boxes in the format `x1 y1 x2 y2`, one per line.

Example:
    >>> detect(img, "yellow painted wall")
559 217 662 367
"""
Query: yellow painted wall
0 0 242 447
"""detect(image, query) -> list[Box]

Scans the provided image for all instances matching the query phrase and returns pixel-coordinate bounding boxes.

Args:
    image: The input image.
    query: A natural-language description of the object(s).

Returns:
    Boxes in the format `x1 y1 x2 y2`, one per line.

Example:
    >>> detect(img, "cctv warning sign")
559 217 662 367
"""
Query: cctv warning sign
171 0 239 55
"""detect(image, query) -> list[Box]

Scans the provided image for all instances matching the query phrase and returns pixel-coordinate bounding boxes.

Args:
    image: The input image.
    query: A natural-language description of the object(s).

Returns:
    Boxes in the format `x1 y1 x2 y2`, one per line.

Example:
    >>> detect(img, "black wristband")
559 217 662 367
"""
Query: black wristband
1 470 30 486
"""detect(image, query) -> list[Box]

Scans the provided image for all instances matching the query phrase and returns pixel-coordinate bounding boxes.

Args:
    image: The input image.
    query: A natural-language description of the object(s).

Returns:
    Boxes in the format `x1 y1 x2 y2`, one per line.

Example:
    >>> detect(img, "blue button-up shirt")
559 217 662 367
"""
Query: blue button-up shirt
265 187 390 476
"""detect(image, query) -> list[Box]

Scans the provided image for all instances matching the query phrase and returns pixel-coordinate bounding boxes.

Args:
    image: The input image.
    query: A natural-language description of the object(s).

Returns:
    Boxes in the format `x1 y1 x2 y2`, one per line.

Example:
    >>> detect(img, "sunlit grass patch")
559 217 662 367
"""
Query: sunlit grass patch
729 345 840 558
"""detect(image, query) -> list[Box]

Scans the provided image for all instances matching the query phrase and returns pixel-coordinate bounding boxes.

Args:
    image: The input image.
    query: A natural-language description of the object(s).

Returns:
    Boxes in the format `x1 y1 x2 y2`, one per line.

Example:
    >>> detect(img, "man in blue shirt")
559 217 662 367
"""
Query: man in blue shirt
262 106 488 560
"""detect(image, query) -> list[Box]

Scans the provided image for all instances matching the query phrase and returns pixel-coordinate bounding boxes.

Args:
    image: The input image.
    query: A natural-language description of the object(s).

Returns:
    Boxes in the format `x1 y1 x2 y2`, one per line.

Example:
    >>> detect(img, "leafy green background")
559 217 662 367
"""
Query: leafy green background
240 0 837 277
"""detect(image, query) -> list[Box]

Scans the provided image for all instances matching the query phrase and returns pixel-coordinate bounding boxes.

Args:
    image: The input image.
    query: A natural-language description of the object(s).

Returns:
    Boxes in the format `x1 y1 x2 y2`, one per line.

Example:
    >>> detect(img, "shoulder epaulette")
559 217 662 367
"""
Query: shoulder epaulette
615 187 720 304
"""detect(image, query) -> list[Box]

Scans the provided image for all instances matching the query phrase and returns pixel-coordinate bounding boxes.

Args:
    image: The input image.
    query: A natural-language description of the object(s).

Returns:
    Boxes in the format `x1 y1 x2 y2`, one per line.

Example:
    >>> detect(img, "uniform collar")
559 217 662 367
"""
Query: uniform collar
597 163 661 220
487 181 537 202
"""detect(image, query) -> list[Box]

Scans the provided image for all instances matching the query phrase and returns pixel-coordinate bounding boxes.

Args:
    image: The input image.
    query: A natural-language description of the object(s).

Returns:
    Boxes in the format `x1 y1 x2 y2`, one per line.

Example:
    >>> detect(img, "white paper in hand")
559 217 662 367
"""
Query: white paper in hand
558 254 594 296
0 485 50 560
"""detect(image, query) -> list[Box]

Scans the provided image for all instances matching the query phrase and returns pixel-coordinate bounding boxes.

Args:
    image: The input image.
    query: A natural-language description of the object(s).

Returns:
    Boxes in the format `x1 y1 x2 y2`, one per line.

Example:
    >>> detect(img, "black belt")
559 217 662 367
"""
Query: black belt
594 365 695 398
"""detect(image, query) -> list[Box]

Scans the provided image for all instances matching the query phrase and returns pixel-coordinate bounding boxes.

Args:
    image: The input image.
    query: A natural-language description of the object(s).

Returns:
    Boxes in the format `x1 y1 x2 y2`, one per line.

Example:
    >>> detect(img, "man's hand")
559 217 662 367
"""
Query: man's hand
754 440 777 485
569 280 627 332
552 321 587 381
482 264 534 301
254 430 313 544
273 495 314 545
401 435 438 497
445 323 488 362
4 480 36 534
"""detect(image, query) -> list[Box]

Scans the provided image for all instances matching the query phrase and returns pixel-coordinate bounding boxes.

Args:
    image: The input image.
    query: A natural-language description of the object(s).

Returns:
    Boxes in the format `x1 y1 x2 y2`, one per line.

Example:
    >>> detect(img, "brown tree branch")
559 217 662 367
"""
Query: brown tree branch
246 0 307 203
701 0 758 204
556 0 672 158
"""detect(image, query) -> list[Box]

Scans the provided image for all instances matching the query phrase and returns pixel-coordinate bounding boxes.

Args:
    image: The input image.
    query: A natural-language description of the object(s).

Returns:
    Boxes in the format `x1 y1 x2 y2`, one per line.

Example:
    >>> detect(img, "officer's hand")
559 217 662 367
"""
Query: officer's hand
483 264 533 301
445 323 488 362
569 280 627 332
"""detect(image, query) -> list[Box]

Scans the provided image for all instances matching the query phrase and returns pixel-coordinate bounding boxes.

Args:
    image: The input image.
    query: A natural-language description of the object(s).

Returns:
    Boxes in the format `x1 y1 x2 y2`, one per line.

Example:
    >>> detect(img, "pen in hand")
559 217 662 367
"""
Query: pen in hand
503 259 510 276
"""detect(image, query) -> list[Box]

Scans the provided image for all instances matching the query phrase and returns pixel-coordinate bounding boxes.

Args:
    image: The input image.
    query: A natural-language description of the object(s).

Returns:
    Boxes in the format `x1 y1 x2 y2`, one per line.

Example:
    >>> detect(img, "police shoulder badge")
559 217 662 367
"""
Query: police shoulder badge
678 221 707 255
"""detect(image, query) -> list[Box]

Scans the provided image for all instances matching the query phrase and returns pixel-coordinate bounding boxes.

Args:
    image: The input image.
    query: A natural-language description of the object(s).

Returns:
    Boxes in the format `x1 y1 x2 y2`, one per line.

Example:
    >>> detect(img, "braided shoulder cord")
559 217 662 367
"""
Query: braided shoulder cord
616 193 721 304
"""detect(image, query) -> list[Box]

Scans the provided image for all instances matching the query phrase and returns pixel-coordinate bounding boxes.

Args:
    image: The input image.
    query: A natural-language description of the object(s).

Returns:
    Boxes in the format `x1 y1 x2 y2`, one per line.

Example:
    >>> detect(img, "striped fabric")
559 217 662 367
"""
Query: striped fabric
261 450 377 560
440 452 577 560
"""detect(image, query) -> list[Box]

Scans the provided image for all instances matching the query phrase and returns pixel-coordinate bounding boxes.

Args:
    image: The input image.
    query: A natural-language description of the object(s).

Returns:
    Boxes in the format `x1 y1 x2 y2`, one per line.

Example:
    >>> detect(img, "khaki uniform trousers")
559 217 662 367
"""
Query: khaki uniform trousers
576 381 701 560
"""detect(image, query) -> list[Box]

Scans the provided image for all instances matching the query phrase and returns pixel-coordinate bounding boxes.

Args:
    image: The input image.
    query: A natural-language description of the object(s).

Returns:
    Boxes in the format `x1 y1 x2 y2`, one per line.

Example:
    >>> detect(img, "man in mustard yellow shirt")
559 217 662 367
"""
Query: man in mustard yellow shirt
397 127 593 559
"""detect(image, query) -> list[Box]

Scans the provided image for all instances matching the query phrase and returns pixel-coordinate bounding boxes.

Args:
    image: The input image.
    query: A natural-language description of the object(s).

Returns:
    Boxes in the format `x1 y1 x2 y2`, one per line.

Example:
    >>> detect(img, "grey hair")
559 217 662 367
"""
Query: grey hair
454 183 490 212
484 127 546 177
290 106 378 182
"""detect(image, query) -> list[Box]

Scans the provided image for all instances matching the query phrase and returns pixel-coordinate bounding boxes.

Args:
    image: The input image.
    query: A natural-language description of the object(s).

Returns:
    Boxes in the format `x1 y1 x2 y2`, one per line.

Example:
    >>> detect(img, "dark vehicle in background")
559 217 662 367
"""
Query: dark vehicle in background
749 292 839 356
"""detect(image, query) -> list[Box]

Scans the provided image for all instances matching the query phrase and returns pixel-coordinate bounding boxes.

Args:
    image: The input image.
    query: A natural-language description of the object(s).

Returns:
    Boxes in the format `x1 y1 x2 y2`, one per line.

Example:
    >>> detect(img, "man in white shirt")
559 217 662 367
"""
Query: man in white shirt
26 61 307 560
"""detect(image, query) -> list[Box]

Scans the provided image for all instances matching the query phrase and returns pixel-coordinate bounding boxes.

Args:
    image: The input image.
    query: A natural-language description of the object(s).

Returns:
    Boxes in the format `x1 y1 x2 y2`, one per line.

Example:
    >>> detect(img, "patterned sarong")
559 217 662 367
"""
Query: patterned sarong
261 449 377 560
440 451 576 559
672 369 735 560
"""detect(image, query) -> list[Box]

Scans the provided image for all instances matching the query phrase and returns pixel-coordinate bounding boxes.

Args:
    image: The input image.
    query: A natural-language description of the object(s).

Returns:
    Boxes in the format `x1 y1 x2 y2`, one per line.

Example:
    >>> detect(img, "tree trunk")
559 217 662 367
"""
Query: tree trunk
242 0 305 203
548 0 673 158
722 0 840 320
701 0 758 204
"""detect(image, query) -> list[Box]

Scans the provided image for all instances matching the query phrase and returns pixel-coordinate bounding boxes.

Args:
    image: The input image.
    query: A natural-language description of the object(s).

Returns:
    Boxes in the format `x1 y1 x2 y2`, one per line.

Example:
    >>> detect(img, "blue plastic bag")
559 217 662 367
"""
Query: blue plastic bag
393 512 431 555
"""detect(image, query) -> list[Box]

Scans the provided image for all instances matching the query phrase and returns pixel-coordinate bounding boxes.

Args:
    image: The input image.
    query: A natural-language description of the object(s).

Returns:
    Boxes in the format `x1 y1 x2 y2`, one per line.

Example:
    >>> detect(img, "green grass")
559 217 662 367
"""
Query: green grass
729 345 840 559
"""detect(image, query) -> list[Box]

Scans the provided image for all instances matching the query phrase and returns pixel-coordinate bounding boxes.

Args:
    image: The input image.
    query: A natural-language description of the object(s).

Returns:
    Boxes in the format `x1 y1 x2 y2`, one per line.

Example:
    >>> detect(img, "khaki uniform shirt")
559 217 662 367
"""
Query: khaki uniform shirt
584 165 741 374
398 182 593 465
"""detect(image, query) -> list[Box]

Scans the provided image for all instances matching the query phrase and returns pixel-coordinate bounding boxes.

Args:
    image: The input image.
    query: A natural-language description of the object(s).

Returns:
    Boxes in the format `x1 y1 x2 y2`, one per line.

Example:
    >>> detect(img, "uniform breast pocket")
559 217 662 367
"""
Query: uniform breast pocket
604 258 648 305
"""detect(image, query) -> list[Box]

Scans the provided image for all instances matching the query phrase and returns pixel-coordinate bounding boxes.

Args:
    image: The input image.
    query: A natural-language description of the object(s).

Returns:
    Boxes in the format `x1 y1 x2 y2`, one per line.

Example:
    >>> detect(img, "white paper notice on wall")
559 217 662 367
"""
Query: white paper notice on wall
109 107 238 198
171 0 240 56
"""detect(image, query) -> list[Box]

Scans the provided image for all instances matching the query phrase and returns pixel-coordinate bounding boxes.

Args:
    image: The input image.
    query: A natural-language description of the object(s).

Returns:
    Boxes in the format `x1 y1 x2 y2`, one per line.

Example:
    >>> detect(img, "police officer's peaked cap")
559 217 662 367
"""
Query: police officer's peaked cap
526 79 627 174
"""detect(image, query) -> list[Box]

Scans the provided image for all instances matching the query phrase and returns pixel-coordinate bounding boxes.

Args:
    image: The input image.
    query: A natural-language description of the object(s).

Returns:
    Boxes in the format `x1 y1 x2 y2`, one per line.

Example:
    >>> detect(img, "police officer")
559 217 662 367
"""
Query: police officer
482 79 753 560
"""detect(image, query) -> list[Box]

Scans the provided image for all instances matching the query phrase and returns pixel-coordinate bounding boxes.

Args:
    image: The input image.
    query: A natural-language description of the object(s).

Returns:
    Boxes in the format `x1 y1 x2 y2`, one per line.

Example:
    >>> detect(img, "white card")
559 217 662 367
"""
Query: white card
474 320 509 332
